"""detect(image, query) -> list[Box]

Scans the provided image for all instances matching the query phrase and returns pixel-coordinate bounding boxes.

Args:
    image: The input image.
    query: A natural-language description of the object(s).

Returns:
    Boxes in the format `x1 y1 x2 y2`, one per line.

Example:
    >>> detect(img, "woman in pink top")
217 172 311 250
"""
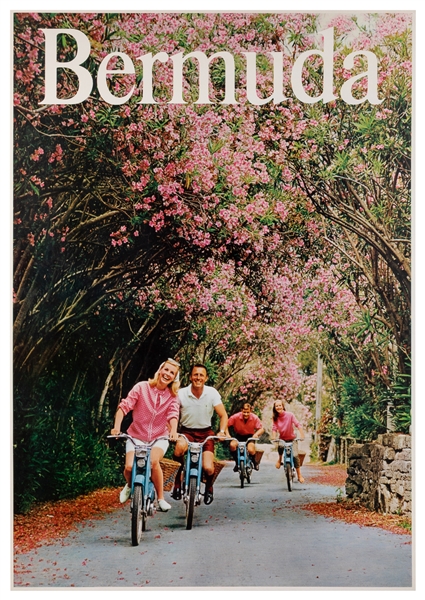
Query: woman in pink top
271 400 305 483
111 358 181 511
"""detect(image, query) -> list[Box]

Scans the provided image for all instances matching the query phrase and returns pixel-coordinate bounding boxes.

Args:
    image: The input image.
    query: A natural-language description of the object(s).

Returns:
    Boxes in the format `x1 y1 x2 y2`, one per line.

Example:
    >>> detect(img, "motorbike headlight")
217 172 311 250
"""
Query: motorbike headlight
191 453 200 464
137 458 146 468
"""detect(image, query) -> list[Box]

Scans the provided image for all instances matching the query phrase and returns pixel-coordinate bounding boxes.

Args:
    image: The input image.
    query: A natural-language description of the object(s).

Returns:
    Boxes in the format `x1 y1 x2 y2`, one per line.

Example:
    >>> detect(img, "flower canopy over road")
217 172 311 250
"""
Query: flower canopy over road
13 11 411 510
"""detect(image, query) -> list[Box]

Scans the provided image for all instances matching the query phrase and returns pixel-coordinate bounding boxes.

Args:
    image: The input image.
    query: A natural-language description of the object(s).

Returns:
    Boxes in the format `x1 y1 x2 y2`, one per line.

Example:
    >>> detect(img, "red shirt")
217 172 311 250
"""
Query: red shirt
228 412 263 436
119 381 180 442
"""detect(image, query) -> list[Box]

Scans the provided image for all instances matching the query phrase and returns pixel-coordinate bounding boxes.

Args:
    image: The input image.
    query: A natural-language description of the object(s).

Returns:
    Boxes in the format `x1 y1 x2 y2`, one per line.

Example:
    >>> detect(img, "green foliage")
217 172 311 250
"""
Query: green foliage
298 349 318 376
335 487 344 503
14 391 122 514
397 519 412 532
389 369 411 433
334 377 387 441
309 440 319 463
214 442 232 461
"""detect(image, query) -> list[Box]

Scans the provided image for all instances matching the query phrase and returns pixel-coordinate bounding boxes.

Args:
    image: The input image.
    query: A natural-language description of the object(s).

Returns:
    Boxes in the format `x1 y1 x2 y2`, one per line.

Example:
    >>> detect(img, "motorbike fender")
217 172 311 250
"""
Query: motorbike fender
134 473 146 486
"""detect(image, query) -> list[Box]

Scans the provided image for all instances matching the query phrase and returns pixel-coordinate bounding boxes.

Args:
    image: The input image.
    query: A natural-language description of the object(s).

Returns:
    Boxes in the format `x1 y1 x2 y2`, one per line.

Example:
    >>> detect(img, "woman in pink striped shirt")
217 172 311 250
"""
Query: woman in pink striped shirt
111 358 181 511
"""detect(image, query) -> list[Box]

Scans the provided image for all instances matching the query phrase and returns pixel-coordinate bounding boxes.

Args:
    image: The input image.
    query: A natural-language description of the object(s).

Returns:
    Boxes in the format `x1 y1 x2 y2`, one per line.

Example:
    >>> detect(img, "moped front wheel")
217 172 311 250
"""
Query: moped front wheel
285 462 293 492
131 484 144 545
186 476 196 530
239 459 245 488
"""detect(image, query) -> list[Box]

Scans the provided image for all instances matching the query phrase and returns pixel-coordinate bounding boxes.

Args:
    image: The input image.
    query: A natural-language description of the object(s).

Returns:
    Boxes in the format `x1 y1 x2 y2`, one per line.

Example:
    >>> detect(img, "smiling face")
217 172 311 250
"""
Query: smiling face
242 404 251 421
190 366 208 396
274 400 284 414
272 400 286 422
156 361 179 390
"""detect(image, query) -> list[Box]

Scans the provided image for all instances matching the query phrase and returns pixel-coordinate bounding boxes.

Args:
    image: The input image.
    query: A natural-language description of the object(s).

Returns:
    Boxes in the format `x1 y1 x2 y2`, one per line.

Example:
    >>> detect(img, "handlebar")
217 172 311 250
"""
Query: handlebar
176 433 233 446
272 438 303 445
228 436 259 444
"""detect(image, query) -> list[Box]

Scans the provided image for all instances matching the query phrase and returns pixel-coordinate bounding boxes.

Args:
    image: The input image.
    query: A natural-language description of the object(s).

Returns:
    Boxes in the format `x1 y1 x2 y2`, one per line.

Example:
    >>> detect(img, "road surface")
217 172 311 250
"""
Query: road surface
13 461 412 589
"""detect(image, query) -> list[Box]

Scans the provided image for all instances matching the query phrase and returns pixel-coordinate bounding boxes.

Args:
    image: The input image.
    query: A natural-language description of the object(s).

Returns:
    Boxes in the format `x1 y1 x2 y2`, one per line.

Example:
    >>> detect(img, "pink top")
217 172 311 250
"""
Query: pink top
272 411 300 441
119 381 180 442
228 412 263 436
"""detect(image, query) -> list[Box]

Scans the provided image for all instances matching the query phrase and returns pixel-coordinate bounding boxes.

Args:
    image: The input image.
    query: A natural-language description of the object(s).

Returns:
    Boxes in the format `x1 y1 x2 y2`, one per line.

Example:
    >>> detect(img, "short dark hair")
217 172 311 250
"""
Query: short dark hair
242 403 252 411
190 363 208 375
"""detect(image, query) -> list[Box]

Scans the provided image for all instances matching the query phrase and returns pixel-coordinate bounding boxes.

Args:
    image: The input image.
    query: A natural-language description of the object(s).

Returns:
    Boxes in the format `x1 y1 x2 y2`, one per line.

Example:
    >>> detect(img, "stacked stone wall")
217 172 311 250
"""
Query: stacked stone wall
345 433 411 516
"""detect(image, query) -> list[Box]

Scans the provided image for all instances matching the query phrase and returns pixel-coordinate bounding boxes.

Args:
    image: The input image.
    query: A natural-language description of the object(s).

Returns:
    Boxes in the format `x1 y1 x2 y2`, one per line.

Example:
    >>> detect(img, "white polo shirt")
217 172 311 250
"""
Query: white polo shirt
178 384 222 429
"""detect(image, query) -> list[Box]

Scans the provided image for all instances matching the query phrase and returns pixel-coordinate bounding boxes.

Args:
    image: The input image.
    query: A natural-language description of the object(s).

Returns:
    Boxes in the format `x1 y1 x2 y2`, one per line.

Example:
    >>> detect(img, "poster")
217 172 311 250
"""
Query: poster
9 0 419 593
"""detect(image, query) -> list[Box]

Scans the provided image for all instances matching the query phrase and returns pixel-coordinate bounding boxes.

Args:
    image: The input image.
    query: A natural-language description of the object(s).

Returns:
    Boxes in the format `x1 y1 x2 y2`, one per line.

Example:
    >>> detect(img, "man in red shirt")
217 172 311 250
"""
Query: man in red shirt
227 403 264 471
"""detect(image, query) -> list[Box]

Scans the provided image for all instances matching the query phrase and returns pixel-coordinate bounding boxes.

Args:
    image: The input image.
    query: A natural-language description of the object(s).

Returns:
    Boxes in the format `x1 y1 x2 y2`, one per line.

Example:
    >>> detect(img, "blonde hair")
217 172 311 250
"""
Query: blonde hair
149 359 181 396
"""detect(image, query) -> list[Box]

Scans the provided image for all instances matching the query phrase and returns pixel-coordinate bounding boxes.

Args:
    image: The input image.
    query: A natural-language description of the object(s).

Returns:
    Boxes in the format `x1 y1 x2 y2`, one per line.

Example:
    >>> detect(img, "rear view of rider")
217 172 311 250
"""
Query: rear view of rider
227 403 264 471
271 399 305 483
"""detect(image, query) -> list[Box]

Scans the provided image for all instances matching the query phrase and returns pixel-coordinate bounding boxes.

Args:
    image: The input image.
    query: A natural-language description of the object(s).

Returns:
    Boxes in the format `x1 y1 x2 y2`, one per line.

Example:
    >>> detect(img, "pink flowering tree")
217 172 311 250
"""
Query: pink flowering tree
293 14 411 367
13 12 411 508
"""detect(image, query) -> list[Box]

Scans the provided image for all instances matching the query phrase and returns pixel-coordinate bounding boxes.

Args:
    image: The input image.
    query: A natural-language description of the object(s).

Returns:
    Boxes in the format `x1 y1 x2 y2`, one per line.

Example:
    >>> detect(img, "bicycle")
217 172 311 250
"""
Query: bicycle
107 433 169 546
229 437 258 488
175 433 228 530
273 438 301 492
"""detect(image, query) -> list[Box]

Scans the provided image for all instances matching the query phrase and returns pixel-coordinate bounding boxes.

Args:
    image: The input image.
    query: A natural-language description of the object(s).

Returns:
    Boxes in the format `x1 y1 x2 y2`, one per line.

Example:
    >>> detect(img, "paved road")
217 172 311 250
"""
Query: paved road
13 461 412 589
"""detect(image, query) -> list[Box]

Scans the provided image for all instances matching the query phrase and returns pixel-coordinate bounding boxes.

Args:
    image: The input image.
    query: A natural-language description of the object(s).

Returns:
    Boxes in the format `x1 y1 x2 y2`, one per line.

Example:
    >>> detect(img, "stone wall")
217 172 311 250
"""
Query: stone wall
345 433 411 516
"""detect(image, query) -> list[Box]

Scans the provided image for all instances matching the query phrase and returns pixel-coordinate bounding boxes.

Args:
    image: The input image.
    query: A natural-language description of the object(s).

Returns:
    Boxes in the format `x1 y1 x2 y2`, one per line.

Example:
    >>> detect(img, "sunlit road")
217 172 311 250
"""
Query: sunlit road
13 461 412 589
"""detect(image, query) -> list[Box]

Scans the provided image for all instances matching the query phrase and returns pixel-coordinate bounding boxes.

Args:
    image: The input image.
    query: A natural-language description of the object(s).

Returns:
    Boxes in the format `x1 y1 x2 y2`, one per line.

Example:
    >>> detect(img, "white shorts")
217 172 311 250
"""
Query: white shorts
126 437 169 455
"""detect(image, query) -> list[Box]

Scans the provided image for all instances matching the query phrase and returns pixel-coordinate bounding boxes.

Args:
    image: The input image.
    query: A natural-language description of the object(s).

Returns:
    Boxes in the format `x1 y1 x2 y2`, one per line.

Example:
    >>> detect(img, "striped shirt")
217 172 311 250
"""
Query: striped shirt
119 381 180 442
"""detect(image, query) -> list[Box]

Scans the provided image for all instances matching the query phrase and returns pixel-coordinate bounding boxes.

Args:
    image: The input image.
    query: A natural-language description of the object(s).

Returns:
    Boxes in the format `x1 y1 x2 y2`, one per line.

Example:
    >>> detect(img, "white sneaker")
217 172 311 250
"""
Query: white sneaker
119 483 131 503
158 498 171 512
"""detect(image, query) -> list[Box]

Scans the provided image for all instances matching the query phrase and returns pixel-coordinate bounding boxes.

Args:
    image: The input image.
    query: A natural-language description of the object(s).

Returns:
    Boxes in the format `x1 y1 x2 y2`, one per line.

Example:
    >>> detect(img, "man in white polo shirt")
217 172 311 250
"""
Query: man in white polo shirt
171 363 228 505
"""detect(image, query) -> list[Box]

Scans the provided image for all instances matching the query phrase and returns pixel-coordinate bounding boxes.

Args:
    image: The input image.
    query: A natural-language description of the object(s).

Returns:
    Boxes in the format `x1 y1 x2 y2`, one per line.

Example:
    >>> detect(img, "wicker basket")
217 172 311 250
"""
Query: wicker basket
201 460 226 485
161 458 226 490
160 458 181 491
254 449 264 465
